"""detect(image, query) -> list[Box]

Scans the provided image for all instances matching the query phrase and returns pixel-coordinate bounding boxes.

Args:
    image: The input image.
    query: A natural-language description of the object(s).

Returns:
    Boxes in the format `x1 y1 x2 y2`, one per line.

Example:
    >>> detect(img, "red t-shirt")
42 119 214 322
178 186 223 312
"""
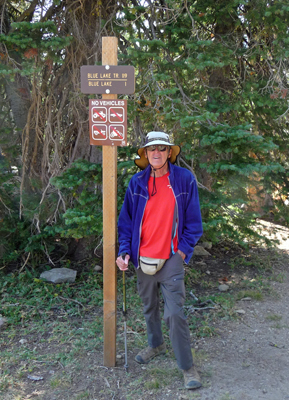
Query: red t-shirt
139 172 178 259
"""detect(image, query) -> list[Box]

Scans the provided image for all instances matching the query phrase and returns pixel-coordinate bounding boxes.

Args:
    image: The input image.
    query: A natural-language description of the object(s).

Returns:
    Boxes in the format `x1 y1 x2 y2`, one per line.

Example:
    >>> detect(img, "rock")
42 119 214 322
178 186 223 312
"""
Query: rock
218 284 229 292
240 297 252 301
40 268 77 284
193 246 211 256
27 375 44 381
200 242 212 249
206 270 211 275
94 265 102 272
235 309 246 315
19 339 28 345
0 317 7 329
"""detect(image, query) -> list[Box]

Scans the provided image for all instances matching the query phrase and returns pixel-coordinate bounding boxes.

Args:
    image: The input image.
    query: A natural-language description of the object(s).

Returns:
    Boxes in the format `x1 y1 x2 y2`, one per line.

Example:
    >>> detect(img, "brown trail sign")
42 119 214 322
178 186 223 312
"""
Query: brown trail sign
81 65 135 95
81 36 135 367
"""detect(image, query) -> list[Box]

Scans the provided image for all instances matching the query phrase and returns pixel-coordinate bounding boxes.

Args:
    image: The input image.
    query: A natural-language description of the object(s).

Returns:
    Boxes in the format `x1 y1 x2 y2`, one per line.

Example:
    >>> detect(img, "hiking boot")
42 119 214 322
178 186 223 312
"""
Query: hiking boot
135 342 166 364
183 365 202 390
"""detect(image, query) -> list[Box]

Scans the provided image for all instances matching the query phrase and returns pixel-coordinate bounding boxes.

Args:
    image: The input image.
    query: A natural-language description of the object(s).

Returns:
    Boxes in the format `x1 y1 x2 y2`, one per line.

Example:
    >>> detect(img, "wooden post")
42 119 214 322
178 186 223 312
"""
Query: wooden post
102 36 118 367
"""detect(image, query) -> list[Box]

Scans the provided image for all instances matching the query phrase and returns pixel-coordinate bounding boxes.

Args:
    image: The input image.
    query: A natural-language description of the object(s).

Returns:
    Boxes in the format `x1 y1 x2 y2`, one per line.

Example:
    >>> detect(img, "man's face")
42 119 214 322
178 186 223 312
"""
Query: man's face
145 145 172 169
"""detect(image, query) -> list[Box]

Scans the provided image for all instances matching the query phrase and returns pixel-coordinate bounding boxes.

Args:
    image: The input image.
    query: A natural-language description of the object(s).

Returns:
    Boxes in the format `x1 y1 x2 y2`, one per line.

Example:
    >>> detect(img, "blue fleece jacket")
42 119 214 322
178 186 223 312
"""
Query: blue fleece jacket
117 162 203 268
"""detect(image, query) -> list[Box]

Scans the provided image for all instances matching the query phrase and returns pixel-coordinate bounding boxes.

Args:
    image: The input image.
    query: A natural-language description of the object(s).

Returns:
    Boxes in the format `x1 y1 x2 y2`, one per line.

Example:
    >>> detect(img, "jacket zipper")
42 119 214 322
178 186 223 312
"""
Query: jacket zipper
137 190 148 269
168 175 179 253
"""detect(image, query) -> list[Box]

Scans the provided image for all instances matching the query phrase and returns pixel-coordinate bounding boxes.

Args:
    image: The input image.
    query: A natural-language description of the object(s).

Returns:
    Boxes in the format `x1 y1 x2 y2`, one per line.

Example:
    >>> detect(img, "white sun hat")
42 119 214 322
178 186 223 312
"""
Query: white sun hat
134 131 181 170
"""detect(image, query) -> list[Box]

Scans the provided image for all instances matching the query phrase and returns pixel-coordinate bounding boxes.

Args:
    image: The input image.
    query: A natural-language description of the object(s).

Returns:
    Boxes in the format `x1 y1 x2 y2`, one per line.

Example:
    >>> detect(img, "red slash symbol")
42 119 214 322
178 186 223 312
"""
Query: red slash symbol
94 110 106 122
111 108 123 122
111 127 123 138
94 127 106 138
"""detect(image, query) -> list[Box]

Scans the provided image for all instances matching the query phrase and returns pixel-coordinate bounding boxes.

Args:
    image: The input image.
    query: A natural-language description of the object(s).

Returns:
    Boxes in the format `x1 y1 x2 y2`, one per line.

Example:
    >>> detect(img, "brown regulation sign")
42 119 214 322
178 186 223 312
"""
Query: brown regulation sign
81 65 135 95
89 99 127 146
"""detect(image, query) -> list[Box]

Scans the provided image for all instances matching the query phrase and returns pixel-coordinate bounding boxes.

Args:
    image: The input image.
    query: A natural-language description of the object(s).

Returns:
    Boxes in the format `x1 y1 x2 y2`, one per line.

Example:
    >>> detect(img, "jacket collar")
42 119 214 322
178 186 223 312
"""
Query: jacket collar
137 162 175 190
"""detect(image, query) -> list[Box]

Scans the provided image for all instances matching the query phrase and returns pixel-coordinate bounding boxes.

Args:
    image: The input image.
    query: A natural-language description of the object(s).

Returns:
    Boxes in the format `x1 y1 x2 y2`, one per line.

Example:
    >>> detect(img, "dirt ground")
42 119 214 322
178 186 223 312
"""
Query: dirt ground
192 219 289 400
193 261 289 400
1 220 289 400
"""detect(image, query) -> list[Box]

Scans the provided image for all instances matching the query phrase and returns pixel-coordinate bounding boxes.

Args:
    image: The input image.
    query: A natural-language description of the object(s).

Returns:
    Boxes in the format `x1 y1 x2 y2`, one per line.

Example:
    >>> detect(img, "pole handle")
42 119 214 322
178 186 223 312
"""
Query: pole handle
122 256 127 316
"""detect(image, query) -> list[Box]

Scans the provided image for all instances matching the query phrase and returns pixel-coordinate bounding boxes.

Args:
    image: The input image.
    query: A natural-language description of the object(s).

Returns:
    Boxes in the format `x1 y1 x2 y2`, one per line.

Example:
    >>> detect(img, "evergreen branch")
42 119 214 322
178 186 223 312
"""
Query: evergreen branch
179 157 211 192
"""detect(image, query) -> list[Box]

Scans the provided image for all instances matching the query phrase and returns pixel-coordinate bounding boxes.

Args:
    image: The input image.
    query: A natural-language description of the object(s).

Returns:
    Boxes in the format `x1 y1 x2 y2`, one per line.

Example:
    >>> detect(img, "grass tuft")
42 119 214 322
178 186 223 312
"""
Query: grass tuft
235 290 264 301
265 313 282 321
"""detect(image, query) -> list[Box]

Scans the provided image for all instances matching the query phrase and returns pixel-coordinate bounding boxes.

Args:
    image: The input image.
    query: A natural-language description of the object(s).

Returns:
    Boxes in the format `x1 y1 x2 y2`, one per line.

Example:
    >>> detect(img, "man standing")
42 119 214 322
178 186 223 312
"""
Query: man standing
116 131 203 390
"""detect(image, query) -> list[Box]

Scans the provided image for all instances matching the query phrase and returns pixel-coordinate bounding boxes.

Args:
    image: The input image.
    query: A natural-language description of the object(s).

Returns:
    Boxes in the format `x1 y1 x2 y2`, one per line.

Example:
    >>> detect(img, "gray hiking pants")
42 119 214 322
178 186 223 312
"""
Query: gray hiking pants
136 252 193 370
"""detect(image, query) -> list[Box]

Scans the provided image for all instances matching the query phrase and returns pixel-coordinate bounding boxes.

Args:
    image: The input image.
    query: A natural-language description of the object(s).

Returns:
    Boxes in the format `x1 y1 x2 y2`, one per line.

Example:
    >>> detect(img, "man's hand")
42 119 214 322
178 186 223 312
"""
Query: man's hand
116 254 130 271
177 249 186 260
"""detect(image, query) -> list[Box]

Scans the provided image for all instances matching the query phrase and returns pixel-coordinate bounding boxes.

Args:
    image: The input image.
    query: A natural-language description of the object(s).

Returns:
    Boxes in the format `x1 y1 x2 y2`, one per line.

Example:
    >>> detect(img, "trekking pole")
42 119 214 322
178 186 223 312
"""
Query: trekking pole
122 257 128 372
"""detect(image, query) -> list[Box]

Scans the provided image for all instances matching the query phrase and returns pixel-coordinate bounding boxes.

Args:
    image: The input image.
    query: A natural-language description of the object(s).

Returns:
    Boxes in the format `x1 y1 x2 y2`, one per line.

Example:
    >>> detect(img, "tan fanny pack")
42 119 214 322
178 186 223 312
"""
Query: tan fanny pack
139 256 166 275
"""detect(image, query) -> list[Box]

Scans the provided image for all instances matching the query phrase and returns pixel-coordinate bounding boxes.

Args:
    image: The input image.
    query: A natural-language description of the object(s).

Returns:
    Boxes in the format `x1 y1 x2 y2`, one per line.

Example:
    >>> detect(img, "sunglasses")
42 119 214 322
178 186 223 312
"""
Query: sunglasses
146 145 168 152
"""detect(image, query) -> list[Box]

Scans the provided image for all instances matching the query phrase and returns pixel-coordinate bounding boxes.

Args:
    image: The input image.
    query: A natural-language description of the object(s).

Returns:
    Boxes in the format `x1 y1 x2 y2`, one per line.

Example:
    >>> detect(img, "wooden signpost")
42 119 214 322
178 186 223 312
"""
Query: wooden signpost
81 37 135 367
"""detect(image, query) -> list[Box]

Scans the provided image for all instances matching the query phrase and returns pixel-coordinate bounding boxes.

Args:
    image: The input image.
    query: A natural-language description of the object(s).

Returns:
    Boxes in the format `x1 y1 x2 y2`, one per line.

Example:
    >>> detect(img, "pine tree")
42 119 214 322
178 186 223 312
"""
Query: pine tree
116 0 289 244
1 0 288 267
